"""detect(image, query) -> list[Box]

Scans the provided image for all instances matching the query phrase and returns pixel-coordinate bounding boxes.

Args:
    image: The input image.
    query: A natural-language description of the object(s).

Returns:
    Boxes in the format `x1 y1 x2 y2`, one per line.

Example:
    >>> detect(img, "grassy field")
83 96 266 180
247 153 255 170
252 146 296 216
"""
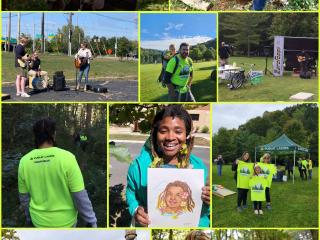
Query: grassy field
140 61 216 102
212 166 318 228
140 0 169 10
219 57 318 102
2 52 138 83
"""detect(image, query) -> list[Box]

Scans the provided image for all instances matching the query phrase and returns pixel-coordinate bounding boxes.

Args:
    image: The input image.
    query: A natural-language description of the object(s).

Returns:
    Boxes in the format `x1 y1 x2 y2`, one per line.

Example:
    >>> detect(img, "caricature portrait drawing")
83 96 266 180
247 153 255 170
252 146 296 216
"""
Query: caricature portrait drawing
157 180 195 218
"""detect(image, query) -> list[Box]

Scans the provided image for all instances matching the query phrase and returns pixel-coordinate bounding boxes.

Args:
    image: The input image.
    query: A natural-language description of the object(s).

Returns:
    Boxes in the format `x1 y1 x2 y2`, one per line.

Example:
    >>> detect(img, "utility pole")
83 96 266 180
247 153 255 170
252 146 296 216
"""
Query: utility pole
17 13 21 43
7 12 11 52
33 22 35 52
115 37 117 58
68 13 74 56
41 12 45 53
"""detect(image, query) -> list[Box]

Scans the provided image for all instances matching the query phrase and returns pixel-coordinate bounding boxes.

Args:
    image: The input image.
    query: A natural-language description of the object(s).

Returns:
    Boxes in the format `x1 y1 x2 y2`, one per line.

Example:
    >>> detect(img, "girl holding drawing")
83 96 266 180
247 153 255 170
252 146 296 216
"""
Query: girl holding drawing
126 105 210 227
249 165 268 215
234 151 254 212
257 153 276 210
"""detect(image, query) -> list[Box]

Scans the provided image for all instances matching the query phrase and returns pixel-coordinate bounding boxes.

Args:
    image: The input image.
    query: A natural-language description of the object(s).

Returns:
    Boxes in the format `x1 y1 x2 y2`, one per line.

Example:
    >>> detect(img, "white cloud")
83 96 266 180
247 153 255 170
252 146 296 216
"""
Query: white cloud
164 22 184 31
212 104 296 134
141 28 149 34
141 35 213 50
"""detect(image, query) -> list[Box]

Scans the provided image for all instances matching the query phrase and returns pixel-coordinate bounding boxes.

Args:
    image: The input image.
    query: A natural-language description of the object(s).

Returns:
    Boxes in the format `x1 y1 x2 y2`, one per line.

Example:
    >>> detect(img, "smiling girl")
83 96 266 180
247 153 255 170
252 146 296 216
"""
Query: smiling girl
126 105 210 227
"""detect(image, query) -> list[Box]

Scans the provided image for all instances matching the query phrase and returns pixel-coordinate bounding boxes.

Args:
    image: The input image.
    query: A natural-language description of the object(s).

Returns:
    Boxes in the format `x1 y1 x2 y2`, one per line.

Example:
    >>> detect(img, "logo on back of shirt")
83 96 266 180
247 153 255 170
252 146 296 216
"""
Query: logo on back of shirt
252 183 264 191
240 167 250 176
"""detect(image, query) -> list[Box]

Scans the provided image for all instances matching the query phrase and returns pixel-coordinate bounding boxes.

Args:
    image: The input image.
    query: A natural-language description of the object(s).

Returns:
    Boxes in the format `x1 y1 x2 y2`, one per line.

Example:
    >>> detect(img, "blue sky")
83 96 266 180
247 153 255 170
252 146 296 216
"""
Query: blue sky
212 104 296 134
15 230 150 240
141 13 217 50
2 13 138 40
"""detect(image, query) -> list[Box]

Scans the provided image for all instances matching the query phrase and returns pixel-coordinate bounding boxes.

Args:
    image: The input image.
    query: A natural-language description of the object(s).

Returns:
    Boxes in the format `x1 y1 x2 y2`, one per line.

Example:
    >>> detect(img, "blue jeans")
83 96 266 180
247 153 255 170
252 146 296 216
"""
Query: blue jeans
308 169 312 180
217 164 222 176
78 64 90 85
253 0 267 10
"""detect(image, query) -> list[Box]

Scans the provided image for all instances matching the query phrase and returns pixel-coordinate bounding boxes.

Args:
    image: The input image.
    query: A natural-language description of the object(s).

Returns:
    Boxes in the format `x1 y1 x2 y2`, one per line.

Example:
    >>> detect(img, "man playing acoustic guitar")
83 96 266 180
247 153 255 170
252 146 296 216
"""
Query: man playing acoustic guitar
28 51 49 89
15 37 30 97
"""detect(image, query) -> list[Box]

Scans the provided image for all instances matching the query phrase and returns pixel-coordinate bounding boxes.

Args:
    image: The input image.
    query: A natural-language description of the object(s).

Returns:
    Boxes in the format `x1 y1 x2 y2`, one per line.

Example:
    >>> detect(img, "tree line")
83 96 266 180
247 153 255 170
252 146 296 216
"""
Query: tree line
219 13 318 57
152 229 318 240
141 39 216 64
213 104 318 165
17 24 138 59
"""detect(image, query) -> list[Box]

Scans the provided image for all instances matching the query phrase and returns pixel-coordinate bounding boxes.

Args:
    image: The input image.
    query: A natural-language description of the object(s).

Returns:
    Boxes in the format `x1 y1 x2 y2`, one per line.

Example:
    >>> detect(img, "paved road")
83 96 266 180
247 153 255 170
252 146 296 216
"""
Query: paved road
2 80 137 102
110 141 210 187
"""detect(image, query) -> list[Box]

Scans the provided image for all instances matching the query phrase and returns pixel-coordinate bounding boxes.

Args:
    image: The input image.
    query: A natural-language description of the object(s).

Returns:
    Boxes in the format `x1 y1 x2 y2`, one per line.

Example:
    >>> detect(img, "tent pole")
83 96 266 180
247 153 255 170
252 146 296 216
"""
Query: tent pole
255 147 257 163
293 150 296 184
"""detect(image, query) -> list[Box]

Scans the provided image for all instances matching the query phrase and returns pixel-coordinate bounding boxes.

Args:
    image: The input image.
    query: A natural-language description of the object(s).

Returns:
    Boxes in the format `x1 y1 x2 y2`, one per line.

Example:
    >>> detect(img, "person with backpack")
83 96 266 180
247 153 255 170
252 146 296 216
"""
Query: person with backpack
158 44 176 86
164 42 196 102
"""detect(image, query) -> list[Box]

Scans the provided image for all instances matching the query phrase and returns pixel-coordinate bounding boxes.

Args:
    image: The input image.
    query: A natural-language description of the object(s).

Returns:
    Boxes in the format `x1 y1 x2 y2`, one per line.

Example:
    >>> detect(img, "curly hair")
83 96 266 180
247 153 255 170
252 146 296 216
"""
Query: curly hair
157 180 195 213
150 105 194 168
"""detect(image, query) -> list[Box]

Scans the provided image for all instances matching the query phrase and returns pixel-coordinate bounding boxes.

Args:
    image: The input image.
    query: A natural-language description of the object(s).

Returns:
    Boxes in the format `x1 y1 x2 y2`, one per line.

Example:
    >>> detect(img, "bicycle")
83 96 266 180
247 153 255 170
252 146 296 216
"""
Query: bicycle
228 63 263 89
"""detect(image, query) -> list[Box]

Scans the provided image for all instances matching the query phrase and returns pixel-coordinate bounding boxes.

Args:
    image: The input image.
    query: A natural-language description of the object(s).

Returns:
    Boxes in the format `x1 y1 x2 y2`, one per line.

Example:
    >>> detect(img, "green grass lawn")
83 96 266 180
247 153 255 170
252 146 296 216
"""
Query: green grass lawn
2 52 138 83
140 61 216 102
218 57 318 102
139 0 169 10
212 166 318 228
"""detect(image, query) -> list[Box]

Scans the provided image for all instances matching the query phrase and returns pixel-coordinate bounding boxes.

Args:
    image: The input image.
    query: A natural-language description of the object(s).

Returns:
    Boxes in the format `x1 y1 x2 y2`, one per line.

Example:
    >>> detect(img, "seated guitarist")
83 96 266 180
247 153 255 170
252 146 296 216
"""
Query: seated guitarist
75 42 93 91
15 37 30 97
28 51 49 88
297 50 311 78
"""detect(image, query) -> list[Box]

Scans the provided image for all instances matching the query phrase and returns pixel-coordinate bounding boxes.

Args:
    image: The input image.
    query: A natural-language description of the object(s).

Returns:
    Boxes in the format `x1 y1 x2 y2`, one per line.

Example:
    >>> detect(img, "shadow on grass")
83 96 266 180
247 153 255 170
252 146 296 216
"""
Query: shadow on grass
150 78 216 102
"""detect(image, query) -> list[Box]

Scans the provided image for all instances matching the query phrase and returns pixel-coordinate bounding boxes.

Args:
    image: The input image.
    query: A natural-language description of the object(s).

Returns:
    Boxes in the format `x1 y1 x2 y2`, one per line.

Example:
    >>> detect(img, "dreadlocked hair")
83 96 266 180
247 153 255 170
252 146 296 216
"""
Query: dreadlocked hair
149 105 194 168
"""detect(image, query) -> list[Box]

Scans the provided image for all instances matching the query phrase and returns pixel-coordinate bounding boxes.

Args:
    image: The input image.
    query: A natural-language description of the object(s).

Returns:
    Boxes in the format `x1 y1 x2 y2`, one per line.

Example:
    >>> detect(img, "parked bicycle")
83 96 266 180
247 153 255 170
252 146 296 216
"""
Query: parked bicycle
227 63 263 89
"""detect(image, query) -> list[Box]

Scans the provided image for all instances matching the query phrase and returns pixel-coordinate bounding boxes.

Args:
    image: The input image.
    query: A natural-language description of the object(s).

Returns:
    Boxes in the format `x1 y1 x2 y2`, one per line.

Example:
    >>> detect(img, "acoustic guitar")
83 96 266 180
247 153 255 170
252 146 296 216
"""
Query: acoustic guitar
74 58 82 69
297 56 306 62
17 54 30 68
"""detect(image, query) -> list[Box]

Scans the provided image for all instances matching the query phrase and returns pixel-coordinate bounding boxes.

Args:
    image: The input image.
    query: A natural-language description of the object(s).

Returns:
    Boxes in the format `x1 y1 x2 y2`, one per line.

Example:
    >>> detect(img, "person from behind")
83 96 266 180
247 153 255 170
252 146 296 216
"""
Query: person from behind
18 118 97 227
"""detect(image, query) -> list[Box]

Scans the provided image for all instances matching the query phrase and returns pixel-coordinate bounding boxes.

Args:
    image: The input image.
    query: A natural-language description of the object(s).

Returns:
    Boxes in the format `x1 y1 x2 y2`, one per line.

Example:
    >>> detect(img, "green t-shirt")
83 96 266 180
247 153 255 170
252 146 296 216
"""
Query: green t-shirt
302 159 308 169
257 162 276 188
249 175 268 202
166 55 193 93
18 147 85 227
237 161 254 189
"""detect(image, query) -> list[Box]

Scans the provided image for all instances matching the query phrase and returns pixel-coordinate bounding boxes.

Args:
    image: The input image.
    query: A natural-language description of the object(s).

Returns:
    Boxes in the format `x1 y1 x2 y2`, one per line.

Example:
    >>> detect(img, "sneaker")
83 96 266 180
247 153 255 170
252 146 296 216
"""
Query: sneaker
242 205 248 209
266 205 272 210
21 92 30 98
16 92 21 96
84 85 87 91
259 210 263 215
254 210 259 215
237 206 243 212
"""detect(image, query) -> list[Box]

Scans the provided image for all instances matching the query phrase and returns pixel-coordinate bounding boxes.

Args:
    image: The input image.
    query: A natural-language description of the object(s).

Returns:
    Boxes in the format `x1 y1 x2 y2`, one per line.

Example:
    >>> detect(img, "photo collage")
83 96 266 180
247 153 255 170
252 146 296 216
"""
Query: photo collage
1 0 319 240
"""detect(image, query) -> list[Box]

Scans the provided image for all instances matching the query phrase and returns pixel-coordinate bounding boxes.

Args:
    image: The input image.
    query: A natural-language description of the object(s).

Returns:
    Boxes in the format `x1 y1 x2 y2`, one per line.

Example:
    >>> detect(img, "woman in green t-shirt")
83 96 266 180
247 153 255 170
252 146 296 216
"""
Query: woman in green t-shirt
234 151 253 212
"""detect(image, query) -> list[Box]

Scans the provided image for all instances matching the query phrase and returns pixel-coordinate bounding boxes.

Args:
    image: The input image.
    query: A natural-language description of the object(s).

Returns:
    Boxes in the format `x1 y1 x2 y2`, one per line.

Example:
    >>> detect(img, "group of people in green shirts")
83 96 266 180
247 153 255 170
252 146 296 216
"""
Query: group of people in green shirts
298 157 313 180
233 151 313 215
159 43 195 102
233 152 276 215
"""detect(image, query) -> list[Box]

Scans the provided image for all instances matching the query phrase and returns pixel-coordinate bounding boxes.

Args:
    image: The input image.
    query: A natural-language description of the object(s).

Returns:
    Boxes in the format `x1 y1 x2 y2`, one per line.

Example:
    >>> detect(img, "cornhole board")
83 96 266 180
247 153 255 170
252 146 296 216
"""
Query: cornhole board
289 92 314 101
212 185 236 198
